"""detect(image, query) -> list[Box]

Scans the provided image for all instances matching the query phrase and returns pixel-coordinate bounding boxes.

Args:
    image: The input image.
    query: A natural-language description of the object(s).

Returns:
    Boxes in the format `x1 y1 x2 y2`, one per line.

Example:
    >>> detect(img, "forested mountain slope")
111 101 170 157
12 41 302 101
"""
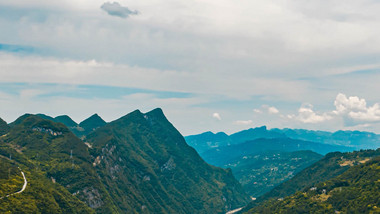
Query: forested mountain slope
0 109 250 213
86 108 249 213
242 149 380 212
244 154 380 213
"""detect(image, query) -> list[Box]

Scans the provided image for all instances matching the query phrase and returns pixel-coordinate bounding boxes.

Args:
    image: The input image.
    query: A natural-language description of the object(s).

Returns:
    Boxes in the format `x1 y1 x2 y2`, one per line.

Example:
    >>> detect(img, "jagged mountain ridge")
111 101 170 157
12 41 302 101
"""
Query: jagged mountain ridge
186 126 380 154
21 113 107 138
86 108 250 213
0 109 250 213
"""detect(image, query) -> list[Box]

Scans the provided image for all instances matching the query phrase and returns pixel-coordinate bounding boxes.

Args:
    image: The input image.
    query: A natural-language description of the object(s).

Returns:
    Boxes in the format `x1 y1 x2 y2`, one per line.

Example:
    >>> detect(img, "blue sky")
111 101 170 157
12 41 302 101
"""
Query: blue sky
0 0 379 135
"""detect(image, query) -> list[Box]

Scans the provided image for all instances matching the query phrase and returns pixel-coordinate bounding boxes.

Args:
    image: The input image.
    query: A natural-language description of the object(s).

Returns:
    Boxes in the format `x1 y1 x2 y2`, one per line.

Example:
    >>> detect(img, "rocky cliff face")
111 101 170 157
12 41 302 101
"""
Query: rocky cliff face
86 108 250 213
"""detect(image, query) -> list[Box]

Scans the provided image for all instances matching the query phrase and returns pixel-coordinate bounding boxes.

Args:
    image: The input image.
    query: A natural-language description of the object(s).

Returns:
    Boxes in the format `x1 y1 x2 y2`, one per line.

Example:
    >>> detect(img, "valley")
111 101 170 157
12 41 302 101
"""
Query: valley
0 109 379 213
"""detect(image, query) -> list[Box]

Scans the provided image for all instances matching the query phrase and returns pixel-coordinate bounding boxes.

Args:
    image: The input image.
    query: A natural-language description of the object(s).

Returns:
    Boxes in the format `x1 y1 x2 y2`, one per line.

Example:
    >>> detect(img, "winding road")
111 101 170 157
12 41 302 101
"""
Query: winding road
0 167 27 199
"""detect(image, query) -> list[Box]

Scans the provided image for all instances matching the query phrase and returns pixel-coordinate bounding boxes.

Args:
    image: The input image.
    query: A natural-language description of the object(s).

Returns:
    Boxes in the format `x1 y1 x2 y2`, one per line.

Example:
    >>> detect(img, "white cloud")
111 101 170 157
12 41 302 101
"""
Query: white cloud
0 1 380 134
253 109 262 113
296 104 333 124
255 105 280 114
100 2 138 18
212 112 222 121
334 93 380 122
334 93 367 114
233 120 253 125
268 106 279 114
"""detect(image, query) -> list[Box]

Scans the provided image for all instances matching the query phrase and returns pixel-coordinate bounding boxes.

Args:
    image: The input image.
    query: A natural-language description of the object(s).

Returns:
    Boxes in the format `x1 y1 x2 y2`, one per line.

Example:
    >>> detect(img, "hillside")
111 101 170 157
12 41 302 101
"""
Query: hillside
201 138 352 167
26 114 107 138
1 115 119 213
242 149 380 212
244 154 380 213
226 150 322 197
1 110 250 213
78 114 107 136
54 115 78 127
86 108 250 213
0 117 9 136
0 156 95 213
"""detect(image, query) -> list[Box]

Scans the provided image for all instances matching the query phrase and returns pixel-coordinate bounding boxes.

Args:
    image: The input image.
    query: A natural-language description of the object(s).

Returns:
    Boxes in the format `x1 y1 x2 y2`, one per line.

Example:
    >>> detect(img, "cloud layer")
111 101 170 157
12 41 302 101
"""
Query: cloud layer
0 0 379 134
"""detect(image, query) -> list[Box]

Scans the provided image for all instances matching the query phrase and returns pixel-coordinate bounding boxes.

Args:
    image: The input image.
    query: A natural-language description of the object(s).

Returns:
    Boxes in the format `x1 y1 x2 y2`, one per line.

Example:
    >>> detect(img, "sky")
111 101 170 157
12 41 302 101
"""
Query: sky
0 0 379 135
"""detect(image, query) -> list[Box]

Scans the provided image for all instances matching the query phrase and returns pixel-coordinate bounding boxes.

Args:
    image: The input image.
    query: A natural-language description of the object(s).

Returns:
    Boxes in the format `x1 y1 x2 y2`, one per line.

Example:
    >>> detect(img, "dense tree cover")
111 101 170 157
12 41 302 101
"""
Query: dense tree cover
0 153 94 213
33 113 106 138
1 110 250 213
86 108 249 213
244 155 380 213
226 150 322 197
0 117 10 136
242 149 380 212
54 115 78 127
1 115 126 213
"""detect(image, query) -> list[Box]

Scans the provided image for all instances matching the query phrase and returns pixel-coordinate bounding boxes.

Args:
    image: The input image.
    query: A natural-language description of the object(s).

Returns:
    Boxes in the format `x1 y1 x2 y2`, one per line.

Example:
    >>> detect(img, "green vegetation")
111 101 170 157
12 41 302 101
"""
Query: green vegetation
1 109 250 213
244 155 380 213
242 149 380 212
77 114 107 137
0 154 94 213
86 108 250 213
0 117 10 136
226 150 322 197
54 115 78 127
1 115 119 213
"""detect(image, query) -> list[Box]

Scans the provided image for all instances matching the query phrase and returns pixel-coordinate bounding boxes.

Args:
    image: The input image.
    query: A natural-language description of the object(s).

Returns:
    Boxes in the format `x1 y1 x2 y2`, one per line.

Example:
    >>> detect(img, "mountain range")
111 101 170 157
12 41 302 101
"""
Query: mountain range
186 126 380 154
1 110 379 213
0 109 249 213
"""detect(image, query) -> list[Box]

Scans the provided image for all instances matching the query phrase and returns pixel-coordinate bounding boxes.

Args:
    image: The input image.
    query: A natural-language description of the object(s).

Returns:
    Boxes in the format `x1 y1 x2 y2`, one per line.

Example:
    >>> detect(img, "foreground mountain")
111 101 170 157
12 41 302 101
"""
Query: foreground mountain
1 115 118 212
0 117 9 136
243 153 380 213
86 108 249 213
226 150 322 197
0 109 250 213
242 149 380 212
201 138 351 167
0 155 95 213
186 126 379 153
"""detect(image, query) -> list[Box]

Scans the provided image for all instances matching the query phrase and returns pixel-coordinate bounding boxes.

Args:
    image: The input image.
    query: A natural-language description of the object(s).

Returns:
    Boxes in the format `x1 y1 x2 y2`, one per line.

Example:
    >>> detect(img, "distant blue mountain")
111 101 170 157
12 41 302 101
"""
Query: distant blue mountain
185 126 379 154
200 137 352 167
271 128 379 149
